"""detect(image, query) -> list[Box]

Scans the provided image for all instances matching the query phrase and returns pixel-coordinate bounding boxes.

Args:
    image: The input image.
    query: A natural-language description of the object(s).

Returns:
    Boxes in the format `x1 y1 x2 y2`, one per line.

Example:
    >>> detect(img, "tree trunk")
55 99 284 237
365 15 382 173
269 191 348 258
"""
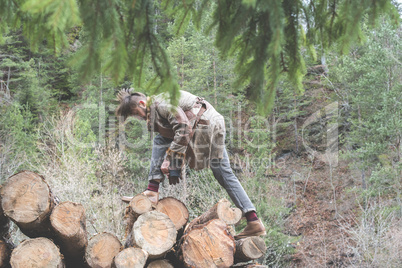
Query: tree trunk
234 236 267 262
10 237 65 268
180 219 235 268
85 232 122 268
186 199 242 232
155 197 189 231
50 201 88 264
0 171 57 238
130 211 176 259
147 259 174 268
0 239 12 268
124 194 153 238
112 247 148 268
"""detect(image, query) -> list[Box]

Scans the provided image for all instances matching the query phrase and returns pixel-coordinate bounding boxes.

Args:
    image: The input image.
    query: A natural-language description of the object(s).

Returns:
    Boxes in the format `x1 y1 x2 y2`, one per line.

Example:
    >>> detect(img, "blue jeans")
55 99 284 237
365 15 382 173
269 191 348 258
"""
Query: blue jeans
148 134 256 213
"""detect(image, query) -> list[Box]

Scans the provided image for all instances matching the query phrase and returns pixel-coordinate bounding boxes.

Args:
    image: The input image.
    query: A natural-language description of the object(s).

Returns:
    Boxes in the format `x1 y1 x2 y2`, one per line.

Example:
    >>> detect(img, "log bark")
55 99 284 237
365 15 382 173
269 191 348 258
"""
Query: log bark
180 219 235 268
50 201 88 264
0 191 10 239
123 194 153 239
232 263 267 268
234 236 267 262
185 199 242 233
112 247 148 268
155 197 189 231
147 259 174 268
0 171 57 238
131 211 176 259
0 239 11 268
10 237 65 268
85 232 122 268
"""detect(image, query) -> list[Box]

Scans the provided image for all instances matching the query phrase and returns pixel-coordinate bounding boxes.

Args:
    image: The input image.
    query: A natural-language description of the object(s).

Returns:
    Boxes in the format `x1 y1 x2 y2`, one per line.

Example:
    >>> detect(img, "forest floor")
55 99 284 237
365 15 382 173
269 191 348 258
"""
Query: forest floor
278 154 360 267
271 80 363 267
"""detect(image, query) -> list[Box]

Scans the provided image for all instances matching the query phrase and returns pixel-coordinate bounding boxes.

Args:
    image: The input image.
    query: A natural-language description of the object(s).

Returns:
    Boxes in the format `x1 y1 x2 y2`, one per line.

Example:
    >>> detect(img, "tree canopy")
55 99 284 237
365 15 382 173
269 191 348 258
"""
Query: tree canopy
0 0 399 112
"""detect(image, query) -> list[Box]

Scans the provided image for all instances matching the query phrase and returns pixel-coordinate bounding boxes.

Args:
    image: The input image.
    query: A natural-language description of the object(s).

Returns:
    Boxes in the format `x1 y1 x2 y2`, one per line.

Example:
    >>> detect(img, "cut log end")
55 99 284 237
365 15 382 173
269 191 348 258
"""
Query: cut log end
50 201 87 261
51 201 86 237
133 211 176 259
147 259 174 268
129 194 153 215
10 237 64 268
124 194 153 240
112 247 148 268
1 171 56 237
181 219 235 268
235 236 267 262
216 199 242 225
155 197 189 230
186 199 242 233
85 232 122 268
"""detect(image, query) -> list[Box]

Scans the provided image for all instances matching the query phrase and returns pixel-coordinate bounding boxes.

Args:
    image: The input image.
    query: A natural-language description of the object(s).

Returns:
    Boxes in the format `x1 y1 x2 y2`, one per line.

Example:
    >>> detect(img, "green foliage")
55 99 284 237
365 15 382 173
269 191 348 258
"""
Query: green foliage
0 102 38 181
335 18 402 165
330 18 401 194
2 0 398 113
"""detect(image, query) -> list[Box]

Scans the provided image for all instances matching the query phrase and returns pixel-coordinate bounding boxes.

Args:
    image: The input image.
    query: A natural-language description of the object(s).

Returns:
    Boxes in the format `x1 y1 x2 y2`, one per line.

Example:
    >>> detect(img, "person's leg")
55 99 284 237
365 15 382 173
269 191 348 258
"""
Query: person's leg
148 134 173 182
210 148 256 213
123 134 172 204
143 134 173 205
210 148 266 239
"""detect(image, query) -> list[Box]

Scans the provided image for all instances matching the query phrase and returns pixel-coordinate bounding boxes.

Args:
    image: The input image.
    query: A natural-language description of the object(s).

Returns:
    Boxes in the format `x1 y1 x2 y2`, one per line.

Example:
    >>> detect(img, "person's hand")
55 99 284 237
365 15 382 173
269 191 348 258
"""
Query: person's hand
161 159 170 175
168 169 180 185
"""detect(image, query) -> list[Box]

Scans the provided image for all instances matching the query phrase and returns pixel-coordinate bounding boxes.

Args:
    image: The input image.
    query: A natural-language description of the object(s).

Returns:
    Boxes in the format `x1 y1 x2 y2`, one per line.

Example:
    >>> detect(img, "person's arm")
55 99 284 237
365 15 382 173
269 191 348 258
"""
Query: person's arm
157 103 191 184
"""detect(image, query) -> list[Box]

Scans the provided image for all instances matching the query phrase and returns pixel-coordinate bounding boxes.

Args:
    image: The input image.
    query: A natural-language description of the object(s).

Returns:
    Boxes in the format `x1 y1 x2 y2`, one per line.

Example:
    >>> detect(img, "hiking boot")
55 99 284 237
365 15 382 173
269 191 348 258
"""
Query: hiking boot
234 219 266 240
121 190 159 206
142 190 159 206
121 196 133 203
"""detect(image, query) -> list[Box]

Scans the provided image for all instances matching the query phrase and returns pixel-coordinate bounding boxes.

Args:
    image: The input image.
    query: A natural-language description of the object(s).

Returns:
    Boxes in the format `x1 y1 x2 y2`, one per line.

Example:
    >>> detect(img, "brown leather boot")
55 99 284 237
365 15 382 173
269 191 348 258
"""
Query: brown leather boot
121 196 133 203
142 190 159 206
234 219 266 240
121 190 159 206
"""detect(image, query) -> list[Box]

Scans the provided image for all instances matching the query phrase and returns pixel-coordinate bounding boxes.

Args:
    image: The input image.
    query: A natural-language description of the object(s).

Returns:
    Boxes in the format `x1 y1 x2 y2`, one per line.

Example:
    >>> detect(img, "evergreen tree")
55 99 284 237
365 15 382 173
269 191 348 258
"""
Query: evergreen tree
0 0 399 112
330 18 401 193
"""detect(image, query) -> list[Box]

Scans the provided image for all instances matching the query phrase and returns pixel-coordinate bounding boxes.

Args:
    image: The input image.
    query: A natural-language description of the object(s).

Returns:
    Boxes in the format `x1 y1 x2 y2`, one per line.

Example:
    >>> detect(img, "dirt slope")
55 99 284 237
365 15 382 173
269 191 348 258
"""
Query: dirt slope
277 153 359 267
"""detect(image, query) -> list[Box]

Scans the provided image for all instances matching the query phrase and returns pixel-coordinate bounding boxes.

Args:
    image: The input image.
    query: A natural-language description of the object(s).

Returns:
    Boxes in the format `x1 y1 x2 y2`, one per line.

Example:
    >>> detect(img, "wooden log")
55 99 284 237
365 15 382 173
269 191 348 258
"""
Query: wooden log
147 259 174 268
232 263 267 268
123 194 153 238
112 247 148 268
0 171 57 238
131 211 176 259
198 199 242 225
234 236 267 262
124 229 136 249
155 197 189 231
50 201 88 263
185 199 242 233
85 232 122 268
10 237 65 267
0 239 12 268
180 219 235 268
0 191 10 239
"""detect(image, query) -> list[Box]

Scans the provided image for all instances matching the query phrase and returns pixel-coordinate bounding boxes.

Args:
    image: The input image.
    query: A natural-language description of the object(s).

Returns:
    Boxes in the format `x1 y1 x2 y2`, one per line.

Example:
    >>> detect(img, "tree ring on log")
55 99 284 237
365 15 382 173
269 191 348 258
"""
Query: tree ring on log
1 171 52 224
85 232 122 268
10 237 64 267
155 197 189 230
133 211 176 259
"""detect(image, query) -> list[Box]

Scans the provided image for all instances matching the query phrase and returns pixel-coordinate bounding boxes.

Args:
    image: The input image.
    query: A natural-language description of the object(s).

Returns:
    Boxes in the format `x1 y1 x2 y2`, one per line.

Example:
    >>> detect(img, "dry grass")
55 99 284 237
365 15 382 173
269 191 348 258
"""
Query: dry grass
340 201 402 267
31 115 143 243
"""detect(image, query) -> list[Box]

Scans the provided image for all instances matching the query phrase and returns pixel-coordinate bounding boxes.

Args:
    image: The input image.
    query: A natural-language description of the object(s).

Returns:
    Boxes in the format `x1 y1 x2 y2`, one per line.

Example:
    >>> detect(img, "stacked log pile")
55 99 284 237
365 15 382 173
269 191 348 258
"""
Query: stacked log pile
0 170 267 267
